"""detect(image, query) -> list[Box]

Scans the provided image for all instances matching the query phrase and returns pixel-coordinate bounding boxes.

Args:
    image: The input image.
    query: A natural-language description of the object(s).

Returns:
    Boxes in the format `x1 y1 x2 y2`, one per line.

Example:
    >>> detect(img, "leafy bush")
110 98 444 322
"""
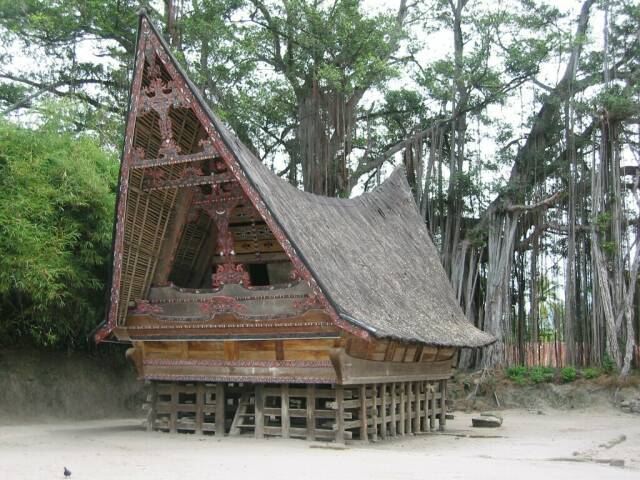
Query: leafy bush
506 366 528 383
602 354 616 374
0 116 117 349
581 367 600 379
561 366 577 383
530 366 555 383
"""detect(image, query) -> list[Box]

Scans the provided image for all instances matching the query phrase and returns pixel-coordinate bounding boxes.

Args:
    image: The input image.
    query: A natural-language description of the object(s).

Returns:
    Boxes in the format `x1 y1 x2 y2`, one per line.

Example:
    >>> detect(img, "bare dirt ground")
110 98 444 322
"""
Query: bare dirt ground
1 407 638 480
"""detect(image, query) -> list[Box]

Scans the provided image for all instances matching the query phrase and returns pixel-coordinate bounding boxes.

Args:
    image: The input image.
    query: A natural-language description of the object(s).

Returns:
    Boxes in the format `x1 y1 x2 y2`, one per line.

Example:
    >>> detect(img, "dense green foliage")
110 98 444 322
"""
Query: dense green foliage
560 367 577 383
581 367 600 380
503 365 610 384
0 109 117 348
530 366 555 384
506 365 528 384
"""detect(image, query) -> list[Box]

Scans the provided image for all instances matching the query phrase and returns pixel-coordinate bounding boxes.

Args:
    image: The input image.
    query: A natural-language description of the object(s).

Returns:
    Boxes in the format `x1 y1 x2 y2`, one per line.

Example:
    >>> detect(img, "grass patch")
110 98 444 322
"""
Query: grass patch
581 367 600 379
561 366 577 383
506 366 528 384
530 366 555 383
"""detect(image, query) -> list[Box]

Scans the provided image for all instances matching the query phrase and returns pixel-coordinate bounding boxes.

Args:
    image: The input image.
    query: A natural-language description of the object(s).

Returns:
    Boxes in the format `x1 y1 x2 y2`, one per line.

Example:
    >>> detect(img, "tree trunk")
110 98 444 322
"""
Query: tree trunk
296 86 357 196
482 212 519 367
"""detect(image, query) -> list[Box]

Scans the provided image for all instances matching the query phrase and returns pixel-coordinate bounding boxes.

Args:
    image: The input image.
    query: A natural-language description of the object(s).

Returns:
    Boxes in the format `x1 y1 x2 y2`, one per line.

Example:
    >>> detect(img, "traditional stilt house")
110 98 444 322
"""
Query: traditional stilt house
95 11 494 442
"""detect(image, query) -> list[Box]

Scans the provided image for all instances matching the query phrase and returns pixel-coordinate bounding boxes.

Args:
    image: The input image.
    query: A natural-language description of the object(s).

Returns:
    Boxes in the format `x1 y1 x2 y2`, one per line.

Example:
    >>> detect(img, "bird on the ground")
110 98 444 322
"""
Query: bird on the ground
63 467 71 477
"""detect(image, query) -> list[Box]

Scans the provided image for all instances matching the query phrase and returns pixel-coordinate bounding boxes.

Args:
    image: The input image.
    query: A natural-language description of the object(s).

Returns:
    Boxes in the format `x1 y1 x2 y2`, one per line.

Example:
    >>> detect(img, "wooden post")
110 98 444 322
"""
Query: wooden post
359 384 368 442
306 384 316 440
169 383 178 433
420 381 429 432
215 383 225 437
439 379 447 431
412 381 420 433
390 382 397 437
399 382 405 436
380 383 388 439
335 385 345 444
371 384 378 441
429 382 436 430
406 382 413 434
281 384 290 439
146 382 157 432
424 381 430 431
195 383 204 434
254 384 264 438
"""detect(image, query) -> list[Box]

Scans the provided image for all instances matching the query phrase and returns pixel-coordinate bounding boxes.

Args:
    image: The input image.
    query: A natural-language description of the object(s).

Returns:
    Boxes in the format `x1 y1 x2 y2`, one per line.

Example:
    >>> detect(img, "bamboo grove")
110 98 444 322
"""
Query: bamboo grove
0 0 639 373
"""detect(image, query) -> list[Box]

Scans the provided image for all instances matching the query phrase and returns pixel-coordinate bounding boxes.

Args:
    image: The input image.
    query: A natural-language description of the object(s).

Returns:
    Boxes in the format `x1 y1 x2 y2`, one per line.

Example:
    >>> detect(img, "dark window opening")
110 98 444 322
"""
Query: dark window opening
248 263 270 286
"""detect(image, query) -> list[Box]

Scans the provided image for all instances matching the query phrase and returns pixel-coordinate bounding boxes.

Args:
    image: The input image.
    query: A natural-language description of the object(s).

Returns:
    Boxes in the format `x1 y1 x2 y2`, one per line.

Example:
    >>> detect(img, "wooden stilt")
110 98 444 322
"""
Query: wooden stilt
421 381 427 432
439 379 447 431
424 381 430 431
215 383 225 437
429 383 436 430
254 384 264 438
371 384 378 441
145 377 452 441
413 382 422 433
406 382 413 434
390 382 397 437
335 385 345 444
399 382 405 436
281 384 290 439
169 383 178 433
360 384 368 442
380 383 388 439
146 382 157 432
306 384 316 440
195 383 204 434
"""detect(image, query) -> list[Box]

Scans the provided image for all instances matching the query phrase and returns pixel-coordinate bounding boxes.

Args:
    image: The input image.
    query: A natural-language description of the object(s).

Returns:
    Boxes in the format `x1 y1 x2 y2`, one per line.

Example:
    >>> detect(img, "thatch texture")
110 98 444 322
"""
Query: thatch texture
217 125 494 347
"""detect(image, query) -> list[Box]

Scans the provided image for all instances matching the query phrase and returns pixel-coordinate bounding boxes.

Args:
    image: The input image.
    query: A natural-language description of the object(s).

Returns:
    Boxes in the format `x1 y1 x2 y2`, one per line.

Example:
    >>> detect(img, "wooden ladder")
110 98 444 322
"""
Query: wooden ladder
229 392 255 435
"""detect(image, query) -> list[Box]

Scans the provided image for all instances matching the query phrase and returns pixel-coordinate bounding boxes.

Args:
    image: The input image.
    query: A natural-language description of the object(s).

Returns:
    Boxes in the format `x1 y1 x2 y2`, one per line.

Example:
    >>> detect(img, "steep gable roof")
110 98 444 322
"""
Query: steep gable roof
96 11 494 348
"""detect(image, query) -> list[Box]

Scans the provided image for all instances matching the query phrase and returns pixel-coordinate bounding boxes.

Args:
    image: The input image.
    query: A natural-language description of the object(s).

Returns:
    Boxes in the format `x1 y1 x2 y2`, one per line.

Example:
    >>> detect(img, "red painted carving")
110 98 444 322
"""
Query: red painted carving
199 138 217 156
212 263 250 288
145 359 332 368
182 166 204 178
98 21 149 342
198 296 248 317
142 168 165 189
289 267 305 282
139 58 188 159
132 146 146 162
192 183 249 286
131 299 163 315
292 294 325 313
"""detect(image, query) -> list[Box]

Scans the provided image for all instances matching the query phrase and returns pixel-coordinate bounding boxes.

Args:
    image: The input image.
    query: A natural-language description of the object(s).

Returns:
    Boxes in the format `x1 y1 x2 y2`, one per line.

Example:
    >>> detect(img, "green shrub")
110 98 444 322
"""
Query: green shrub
561 366 577 383
581 367 600 379
506 366 527 383
602 354 616 374
530 366 555 383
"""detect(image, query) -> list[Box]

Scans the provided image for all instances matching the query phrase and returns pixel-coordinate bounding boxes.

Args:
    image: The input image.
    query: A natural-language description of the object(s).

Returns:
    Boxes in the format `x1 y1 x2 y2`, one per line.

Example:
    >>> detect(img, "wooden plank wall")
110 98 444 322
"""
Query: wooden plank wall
141 338 344 362
138 338 455 364
346 337 456 363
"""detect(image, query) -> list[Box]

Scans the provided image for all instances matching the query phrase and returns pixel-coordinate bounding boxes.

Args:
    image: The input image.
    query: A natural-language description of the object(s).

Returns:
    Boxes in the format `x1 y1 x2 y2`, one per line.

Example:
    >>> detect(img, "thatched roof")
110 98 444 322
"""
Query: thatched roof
98 12 494 348
218 123 494 347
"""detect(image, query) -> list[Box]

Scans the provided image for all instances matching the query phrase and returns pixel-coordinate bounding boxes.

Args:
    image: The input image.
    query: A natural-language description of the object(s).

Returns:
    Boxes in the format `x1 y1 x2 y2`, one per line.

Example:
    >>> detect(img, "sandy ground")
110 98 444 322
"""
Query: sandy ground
0 408 638 480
